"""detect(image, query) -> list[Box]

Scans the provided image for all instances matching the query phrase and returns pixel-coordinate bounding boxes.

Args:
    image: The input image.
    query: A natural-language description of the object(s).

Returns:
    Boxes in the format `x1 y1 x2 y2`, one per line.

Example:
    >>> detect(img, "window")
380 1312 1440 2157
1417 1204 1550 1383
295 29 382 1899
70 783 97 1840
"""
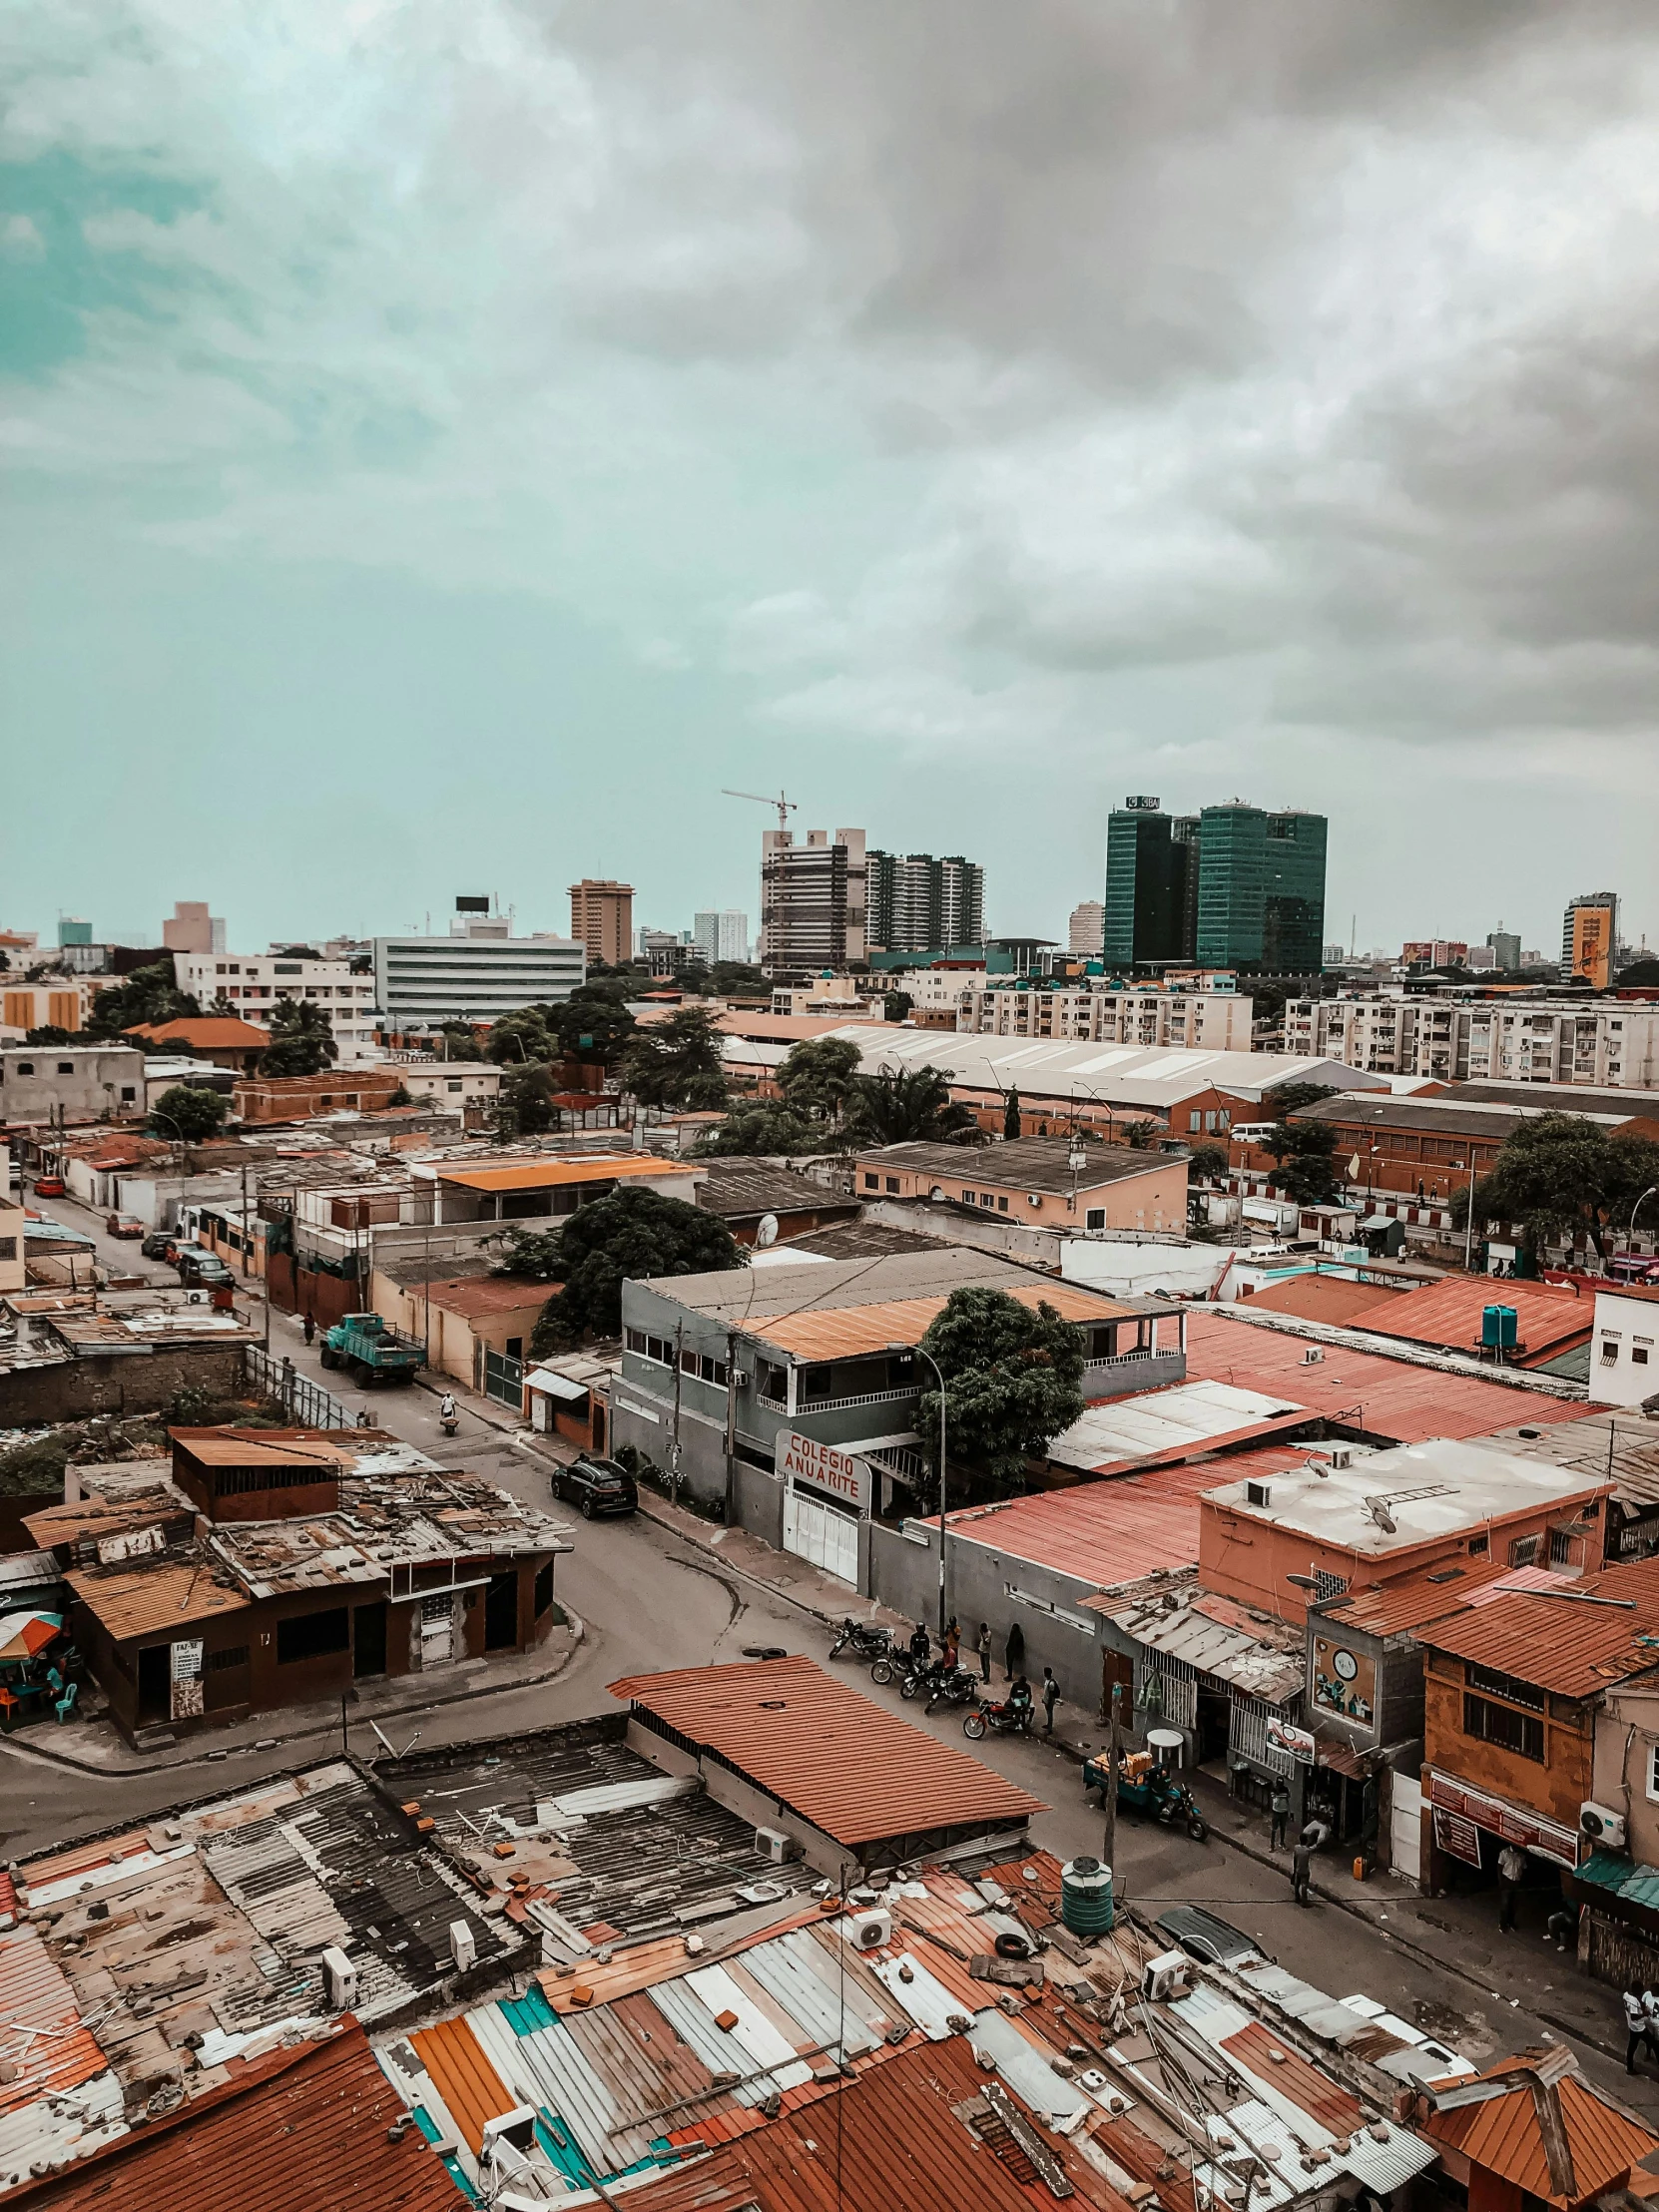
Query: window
447 1079 463 1094
863 1173 879 1189
209 1644 250 1671
680 1347 699 1375
276 1606 350 1663
1085 1208 1106 1231
1648 1742 1659 1805
962 1190 975 1205
699 1355 729 1386
1508 1534 1540 1568
15 1062 32 1076
420 1593 452 1624
0 1239 15 1263
1463 1693 1544 1762
120 1087 136 1102
1548 1528 1579 1567
57 1061 73 1074
1467 1662 1544 1710
997 1196 1008 1212
884 1177 899 1194
1467 1532 1489 1556
757 1359 789 1403
980 1193 995 1209
1314 1570 1349 1603
1637 1347 1652 1368
626 1328 646 1355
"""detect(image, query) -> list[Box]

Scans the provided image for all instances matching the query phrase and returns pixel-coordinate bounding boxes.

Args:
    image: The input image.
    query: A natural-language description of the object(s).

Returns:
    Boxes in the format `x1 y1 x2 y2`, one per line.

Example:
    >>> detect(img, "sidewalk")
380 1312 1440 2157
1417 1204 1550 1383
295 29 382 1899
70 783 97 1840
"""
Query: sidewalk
5 1614 584 1778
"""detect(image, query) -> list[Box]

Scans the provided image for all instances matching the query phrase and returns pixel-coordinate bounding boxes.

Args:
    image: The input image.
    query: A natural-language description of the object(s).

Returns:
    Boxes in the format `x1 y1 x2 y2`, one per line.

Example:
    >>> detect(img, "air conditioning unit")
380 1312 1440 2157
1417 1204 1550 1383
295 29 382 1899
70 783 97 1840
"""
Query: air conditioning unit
481 2107 539 2158
1142 1949 1189 2003
1246 1480 1272 1507
1301 1348 1324 1366
850 1907 892 1950
319 1944 358 2010
755 1826 804 1865
1328 1444 1353 1470
449 1920 477 1972
1028 1194 1042 1208
1581 1801 1627 1849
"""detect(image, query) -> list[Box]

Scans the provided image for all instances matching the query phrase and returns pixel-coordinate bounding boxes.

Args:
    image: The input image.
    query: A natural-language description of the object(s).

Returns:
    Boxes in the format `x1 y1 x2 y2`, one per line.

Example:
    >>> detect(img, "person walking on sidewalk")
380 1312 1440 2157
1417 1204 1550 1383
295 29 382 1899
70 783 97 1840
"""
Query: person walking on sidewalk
1625 1987 1650 2074
942 1618 960 1671
975 1622 992 1683
1004 1620 1025 1682
302 1312 315 1347
1270 1783 1290 1853
1497 1843 1527 1933
1642 1985 1659 2064
1291 1829 1316 1907
1041 1667 1059 1736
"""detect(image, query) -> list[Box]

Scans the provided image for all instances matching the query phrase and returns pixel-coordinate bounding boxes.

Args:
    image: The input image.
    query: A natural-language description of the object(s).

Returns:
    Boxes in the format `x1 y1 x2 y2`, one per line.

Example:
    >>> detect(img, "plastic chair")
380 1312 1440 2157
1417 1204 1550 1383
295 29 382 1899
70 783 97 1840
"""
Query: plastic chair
55 1682 78 1724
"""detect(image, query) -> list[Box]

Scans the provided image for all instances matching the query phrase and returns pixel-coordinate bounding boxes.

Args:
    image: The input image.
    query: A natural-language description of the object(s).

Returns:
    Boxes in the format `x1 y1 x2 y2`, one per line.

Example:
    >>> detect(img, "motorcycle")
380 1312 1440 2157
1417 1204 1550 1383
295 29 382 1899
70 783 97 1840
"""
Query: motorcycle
1082 1750 1209 1841
922 1665 981 1717
962 1695 1034 1741
870 1645 932 1693
828 1618 891 1665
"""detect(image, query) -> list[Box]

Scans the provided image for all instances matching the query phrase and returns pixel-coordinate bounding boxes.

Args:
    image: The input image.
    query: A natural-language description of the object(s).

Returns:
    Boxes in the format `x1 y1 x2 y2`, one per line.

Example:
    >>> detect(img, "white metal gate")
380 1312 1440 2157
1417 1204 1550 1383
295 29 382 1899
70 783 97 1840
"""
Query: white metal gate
420 1592 455 1664
783 1486 859 1585
1389 1772 1423 1884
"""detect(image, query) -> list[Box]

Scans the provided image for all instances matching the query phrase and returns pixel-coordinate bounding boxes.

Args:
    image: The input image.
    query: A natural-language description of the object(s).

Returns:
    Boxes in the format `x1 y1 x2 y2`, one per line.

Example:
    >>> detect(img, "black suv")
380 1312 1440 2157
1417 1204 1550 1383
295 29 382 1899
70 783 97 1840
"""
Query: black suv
141 1231 175 1260
552 1456 639 1518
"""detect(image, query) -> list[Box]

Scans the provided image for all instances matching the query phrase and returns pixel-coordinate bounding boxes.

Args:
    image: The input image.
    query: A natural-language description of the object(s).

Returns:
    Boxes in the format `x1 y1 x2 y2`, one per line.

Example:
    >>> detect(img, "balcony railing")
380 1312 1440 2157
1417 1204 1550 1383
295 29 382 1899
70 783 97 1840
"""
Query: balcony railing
780 1383 921 1416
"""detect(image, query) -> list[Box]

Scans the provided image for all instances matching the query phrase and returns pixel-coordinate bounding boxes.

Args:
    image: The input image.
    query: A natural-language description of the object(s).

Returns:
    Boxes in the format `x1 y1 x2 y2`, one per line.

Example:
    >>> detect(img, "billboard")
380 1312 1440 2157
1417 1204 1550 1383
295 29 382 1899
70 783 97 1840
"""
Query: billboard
1312 1632 1378 1729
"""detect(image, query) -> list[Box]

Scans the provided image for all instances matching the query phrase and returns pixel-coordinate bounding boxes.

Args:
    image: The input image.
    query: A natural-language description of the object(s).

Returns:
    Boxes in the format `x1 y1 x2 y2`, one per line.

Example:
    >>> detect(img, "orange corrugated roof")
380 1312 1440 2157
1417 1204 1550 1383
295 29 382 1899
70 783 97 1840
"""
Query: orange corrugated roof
1356 1276 1592 1364
422 1275 552 1320
1243 1276 1404 1327
126 1017 271 1047
1419 1555 1659 1695
1220 2021 1363 2134
1316 1556 1515 1638
0 1923 108 2118
437 1154 699 1192
747 1279 1138 1362
608 1655 1043 1848
407 2014 514 2154
66 1562 251 1640
927 1461 1206 1589
9 2019 457 2212
1424 2060 1659 2208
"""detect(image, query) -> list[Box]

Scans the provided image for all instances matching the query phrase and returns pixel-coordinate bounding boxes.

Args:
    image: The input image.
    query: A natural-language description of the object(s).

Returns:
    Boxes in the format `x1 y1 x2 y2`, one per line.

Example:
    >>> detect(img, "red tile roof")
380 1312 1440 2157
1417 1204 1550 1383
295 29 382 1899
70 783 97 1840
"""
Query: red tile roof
1423 2055 1658 2209
607 1655 1043 1847
1354 1277 1592 1366
1183 1310 1587 1443
0 2019 457 2212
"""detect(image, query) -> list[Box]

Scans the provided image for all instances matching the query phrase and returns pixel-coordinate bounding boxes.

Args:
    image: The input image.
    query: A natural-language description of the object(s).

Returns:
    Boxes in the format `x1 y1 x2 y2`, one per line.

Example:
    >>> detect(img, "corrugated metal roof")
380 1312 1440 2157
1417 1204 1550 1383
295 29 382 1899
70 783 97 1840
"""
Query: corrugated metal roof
65 1560 252 1638
1219 2020 1363 2134
0 1924 109 2118
1316 1557 1515 1638
1046 1378 1308 1475
610 1656 1042 1848
1419 1555 1659 1694
1356 1277 1592 1365
744 1278 1139 1362
1109 1593 1305 1704
1184 1310 1588 1443
939 1462 1207 1590
406 2014 512 2155
1424 2060 1659 2207
439 1155 698 1192
1244 1276 1405 1327
5 2021 457 2212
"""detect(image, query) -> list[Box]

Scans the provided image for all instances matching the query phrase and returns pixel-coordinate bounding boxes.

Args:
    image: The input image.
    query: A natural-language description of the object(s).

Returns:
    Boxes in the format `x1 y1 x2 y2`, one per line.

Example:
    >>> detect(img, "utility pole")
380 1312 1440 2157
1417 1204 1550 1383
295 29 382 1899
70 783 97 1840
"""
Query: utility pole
1102 1683 1121 1874
670 1320 685 1507
723 1326 738 1525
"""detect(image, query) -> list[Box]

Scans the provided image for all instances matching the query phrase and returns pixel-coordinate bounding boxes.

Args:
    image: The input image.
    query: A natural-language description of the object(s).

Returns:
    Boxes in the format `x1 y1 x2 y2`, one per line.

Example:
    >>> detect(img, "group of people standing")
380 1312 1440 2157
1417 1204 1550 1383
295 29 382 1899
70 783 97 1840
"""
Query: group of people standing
907 1617 1062 1734
1624 1986 1659 2073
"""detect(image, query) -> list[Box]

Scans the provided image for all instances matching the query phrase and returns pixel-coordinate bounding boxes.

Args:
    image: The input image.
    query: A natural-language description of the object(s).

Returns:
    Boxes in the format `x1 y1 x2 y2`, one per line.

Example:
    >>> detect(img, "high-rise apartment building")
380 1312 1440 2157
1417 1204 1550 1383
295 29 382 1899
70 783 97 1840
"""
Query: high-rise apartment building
692 909 751 967
1487 930 1521 972
568 879 634 969
864 851 984 954
1563 892 1619 989
163 901 226 954
760 829 867 973
1068 900 1105 956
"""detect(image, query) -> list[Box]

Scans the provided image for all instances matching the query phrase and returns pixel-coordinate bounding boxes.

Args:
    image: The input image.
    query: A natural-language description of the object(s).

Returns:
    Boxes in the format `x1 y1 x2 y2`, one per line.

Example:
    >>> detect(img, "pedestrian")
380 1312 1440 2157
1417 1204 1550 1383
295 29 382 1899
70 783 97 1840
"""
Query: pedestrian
942 1618 960 1671
1041 1666 1059 1736
1545 1905 1578 1954
1004 1620 1025 1682
1497 1843 1526 1934
1643 1986 1659 2063
1270 1783 1290 1853
1291 1831 1315 1908
302 1312 315 1346
975 1622 992 1683
1625 1987 1649 2074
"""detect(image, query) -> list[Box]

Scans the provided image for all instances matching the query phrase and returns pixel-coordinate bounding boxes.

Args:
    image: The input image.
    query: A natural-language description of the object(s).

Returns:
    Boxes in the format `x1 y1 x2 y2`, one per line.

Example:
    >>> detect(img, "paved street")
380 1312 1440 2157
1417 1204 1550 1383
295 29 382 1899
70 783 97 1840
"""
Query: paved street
10 1182 1659 2120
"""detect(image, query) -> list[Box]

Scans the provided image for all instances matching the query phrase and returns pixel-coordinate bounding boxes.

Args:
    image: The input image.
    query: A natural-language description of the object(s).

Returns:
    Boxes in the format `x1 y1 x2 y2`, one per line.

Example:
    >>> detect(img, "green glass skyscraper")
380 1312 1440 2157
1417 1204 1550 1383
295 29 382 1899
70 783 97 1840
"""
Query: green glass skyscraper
1107 798 1327 972
1103 800 1194 965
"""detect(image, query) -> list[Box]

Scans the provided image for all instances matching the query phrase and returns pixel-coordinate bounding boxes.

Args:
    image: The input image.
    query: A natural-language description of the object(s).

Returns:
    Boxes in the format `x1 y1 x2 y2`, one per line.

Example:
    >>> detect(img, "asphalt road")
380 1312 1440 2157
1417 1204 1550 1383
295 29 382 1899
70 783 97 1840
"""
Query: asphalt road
12 1183 1657 2115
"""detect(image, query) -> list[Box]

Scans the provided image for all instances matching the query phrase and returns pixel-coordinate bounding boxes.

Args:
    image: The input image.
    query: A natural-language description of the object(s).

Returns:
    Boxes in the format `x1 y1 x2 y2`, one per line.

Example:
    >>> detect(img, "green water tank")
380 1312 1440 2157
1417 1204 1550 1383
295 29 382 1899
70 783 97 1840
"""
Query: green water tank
1060 1855 1115 1936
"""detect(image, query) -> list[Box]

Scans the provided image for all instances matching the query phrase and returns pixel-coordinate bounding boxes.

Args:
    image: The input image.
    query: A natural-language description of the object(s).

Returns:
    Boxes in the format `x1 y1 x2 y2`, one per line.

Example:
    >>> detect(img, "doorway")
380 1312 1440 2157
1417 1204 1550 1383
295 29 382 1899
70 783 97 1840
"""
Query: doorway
138 1644 170 1725
484 1573 518 1651
1195 1681 1232 1764
353 1601 387 1679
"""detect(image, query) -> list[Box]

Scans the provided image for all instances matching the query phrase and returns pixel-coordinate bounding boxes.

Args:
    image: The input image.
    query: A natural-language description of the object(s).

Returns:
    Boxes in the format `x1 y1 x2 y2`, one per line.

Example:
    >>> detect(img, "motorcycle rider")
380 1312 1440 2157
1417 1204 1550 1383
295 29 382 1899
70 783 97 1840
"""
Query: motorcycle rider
908 1621 932 1668
1007 1673 1034 1727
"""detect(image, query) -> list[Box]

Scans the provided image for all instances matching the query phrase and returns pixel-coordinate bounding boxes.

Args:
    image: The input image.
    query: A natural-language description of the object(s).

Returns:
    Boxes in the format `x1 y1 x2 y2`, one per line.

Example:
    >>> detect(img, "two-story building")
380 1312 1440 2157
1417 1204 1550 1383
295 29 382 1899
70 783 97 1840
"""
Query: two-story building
612 1247 1172 1587
1590 1283 1659 1408
855 1136 1188 1237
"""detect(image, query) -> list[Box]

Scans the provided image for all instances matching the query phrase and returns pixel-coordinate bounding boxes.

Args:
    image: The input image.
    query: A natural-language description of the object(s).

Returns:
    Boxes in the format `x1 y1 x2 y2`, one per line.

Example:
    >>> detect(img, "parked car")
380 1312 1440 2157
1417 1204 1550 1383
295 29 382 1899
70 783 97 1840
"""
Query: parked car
551 1455 638 1518
106 1212 144 1239
178 1250 236 1289
141 1231 175 1261
1152 1906 1266 1968
33 1176 66 1199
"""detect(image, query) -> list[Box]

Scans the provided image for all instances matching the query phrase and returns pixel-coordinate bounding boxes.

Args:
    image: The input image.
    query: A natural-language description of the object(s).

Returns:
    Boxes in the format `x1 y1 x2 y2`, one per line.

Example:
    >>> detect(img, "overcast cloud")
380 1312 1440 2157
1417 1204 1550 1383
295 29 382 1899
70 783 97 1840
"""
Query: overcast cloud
2 1 1655 952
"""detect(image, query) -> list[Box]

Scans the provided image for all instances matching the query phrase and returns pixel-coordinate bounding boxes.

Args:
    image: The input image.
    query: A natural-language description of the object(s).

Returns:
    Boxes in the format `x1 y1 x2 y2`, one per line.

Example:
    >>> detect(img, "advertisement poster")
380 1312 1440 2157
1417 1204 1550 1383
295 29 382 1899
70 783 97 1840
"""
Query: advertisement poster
1312 1633 1377 1727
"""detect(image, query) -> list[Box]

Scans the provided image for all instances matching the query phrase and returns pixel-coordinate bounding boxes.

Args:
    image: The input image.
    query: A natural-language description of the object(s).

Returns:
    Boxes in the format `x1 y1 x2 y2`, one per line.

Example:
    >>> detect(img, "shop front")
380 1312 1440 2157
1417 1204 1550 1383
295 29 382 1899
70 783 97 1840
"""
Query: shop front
1424 1768 1582 1895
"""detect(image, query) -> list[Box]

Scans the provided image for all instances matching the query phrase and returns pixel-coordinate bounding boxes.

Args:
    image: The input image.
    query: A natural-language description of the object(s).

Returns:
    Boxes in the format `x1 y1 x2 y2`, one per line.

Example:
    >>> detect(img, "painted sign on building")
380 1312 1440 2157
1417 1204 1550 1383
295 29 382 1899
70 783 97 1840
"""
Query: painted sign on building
1311 1632 1378 1728
1266 1715 1316 1767
775 1429 871 1513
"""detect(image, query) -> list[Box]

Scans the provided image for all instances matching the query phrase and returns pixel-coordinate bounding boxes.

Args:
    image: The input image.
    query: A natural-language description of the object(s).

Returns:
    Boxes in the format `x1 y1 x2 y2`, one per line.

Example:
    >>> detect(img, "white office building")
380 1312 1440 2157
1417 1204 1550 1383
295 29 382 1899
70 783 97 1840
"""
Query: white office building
172 948 383 1065
692 909 750 967
373 912 584 1033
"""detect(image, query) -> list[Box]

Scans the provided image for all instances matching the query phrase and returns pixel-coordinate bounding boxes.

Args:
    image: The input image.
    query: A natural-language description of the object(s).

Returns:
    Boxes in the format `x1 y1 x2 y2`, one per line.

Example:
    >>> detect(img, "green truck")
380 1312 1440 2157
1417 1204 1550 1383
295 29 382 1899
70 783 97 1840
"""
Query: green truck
319 1312 425 1386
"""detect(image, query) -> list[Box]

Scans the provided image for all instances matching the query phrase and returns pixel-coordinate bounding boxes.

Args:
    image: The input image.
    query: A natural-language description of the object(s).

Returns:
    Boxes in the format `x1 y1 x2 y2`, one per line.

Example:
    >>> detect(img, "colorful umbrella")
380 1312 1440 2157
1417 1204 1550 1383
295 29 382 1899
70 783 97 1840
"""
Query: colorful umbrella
0 1613 62 1663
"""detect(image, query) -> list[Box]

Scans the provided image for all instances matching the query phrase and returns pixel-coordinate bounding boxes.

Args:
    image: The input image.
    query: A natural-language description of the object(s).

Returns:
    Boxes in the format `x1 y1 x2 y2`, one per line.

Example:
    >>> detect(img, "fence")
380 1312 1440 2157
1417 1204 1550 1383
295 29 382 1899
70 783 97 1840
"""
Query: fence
244 1346 352 1430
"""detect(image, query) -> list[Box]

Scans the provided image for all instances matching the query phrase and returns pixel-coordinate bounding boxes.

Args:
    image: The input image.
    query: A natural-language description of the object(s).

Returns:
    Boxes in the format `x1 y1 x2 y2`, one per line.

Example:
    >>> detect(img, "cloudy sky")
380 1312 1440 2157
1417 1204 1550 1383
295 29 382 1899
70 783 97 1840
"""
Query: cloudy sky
5 1 1657 958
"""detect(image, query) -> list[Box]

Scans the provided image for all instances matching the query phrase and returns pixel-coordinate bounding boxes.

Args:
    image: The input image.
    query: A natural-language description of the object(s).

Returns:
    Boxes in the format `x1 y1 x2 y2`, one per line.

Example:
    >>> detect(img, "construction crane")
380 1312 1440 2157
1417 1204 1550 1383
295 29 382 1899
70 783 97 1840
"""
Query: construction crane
722 788 798 830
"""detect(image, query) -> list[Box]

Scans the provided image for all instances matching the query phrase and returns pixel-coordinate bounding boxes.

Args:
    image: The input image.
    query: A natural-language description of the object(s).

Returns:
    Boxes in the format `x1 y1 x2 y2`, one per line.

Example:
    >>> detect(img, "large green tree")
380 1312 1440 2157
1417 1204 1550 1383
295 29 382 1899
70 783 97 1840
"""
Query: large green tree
844 1063 978 1146
434 1022 485 1062
494 1061 561 1139
776 1036 861 1127
692 1105 824 1157
259 998 338 1077
1259 1084 1341 1206
618 1005 730 1110
1453 1112 1659 1261
491 1225 565 1282
530 1187 744 1352
484 1009 555 1065
149 1084 230 1143
550 986 636 1067
89 961 199 1039
913 1287 1087 1503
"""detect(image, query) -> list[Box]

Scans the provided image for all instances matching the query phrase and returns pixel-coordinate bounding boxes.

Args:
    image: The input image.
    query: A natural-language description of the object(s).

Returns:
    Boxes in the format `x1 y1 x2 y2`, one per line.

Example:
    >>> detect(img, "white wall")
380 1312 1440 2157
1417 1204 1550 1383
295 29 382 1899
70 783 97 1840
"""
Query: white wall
1590 1288 1659 1406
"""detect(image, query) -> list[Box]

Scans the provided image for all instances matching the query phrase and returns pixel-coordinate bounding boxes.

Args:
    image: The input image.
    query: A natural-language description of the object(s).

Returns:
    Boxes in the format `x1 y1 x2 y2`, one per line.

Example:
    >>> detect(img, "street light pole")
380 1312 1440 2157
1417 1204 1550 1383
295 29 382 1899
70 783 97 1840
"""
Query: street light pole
1453 1158 1478 1274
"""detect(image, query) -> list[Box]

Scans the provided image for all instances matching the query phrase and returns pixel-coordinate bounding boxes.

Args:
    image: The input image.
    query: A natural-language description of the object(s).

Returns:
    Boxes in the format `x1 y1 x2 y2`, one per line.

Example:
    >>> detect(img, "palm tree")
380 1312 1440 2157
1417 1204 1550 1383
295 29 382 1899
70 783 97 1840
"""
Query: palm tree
845 1064 979 1146
260 998 339 1078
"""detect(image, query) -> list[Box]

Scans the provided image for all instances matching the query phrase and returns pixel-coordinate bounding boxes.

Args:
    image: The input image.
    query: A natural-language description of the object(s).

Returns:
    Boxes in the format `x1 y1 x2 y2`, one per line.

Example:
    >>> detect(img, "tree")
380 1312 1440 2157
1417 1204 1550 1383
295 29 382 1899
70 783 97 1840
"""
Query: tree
1118 1120 1160 1150
485 1009 555 1065
1454 1113 1659 1261
259 998 338 1078
550 987 636 1067
1186 1141 1230 1182
844 1064 979 1146
275 945 323 960
386 1084 413 1107
883 989 914 1022
531 1188 744 1352
24 1026 74 1046
692 1106 824 1157
1002 1087 1022 1141
431 1021 484 1061
87 961 199 1039
149 1084 229 1143
618 1005 729 1110
777 1037 861 1126
1259 1093 1342 1207
491 1225 565 1282
914 1287 1087 1504
495 1062 561 1139
1617 958 1659 987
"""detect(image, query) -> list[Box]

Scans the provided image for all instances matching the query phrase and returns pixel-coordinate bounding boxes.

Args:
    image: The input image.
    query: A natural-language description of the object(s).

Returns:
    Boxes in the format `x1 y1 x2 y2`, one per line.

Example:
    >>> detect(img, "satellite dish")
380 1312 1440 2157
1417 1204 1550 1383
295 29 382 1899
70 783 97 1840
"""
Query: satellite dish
756 1213 779 1248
